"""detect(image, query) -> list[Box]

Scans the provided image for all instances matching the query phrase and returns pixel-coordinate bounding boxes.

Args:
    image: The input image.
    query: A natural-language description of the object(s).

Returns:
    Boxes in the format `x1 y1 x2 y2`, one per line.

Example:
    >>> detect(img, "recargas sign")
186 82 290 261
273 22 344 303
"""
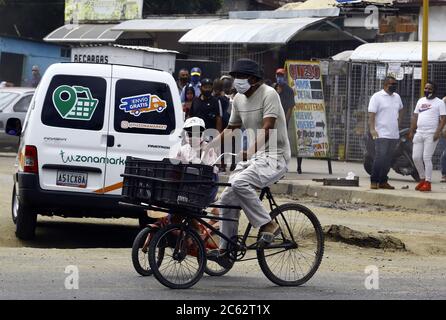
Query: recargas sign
72 54 109 64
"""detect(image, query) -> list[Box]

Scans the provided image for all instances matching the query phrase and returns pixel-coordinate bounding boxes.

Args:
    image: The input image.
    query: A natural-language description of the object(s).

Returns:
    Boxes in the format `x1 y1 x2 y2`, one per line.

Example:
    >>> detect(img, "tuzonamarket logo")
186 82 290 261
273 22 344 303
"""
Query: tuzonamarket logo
60 150 125 166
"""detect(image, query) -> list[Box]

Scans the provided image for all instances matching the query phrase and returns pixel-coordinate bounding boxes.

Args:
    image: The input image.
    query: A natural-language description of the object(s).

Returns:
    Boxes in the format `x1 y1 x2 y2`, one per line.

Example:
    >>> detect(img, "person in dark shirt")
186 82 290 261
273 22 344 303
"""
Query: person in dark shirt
213 78 230 128
274 68 295 126
275 68 302 173
189 78 223 139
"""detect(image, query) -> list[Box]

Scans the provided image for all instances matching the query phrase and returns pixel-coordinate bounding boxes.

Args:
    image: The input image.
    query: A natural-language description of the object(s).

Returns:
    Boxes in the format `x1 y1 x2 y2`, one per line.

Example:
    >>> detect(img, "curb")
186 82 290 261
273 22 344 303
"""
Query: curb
270 182 446 214
0 152 16 158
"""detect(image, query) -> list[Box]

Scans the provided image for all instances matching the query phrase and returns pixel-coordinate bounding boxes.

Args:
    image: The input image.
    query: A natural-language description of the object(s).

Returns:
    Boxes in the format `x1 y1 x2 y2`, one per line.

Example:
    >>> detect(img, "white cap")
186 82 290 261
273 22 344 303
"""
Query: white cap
183 117 205 130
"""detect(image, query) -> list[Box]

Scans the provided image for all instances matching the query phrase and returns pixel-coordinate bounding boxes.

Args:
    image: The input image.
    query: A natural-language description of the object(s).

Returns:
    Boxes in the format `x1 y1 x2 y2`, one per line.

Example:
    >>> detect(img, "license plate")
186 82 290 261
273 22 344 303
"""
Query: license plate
56 171 88 188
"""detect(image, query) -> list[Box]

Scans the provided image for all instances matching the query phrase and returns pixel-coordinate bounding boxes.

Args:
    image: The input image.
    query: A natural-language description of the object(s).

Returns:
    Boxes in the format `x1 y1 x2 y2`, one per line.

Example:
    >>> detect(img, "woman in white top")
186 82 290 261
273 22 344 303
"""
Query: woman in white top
408 82 446 191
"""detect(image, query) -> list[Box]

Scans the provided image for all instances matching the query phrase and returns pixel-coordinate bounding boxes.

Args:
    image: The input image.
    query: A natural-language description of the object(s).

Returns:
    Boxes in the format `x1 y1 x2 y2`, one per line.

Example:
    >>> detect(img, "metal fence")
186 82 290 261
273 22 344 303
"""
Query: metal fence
188 44 265 74
323 61 446 170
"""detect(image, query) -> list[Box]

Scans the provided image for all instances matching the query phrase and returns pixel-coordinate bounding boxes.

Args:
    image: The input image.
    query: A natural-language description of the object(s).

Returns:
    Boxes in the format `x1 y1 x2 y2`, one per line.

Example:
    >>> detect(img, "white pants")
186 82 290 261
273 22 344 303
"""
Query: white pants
412 132 439 182
218 156 288 249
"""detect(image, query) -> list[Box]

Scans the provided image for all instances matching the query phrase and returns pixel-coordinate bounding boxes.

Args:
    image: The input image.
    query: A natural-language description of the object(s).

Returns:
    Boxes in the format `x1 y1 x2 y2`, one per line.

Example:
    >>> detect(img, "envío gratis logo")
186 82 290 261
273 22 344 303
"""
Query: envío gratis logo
119 93 167 117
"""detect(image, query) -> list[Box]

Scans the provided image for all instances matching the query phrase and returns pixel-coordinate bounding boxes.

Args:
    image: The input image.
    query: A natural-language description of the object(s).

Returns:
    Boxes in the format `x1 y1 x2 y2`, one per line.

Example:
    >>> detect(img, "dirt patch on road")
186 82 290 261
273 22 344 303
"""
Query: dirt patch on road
323 224 406 251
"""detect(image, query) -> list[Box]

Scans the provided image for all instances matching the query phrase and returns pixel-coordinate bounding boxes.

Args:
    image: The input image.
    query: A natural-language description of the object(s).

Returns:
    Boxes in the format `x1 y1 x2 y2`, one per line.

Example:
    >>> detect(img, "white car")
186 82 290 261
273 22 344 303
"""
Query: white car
6 63 183 239
0 88 35 151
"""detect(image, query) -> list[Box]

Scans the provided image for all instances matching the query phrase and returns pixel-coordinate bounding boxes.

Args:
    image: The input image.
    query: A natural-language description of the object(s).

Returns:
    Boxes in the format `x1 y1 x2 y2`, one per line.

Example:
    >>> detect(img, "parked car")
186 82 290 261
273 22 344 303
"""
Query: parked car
0 88 35 151
5 63 183 239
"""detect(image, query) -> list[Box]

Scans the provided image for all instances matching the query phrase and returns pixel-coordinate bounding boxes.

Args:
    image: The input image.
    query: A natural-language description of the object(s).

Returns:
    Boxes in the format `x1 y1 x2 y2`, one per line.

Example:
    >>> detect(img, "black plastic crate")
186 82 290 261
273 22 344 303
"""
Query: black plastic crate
122 156 215 210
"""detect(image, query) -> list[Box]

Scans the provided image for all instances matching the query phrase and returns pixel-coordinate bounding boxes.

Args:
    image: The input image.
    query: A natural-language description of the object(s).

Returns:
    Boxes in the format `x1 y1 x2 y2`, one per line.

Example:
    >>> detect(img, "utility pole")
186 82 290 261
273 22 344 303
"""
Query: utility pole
421 0 429 97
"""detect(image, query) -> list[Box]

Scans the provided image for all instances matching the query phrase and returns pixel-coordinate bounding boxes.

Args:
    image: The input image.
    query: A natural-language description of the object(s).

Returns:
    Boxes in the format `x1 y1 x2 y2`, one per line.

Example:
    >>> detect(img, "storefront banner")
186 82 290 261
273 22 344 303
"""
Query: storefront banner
285 60 330 158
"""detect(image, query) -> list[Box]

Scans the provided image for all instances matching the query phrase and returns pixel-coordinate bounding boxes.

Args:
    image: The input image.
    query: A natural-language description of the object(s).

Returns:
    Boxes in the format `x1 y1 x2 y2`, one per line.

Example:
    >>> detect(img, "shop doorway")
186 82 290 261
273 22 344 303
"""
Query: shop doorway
0 52 24 86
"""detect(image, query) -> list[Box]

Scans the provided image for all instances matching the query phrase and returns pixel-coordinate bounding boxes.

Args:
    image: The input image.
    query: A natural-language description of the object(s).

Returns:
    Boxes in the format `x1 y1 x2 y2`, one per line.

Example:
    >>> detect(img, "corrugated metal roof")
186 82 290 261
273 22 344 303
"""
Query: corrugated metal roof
350 42 446 62
44 24 122 43
111 18 220 32
112 44 178 54
179 17 326 44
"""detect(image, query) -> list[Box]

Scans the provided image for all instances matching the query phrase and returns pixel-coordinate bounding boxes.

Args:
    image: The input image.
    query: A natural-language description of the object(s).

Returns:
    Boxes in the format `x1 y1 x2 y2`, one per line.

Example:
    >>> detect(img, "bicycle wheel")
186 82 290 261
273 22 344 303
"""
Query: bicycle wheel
131 227 164 276
148 224 206 289
257 203 324 286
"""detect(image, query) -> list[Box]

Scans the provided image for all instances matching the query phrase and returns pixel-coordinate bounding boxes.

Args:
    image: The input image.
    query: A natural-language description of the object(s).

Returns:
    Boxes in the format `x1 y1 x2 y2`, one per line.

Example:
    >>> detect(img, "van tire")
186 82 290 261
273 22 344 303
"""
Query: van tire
15 199 37 240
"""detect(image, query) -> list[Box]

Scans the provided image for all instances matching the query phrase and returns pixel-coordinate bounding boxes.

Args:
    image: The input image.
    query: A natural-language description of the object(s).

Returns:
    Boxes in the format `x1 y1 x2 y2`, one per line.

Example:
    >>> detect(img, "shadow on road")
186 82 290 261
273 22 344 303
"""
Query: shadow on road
18 219 140 249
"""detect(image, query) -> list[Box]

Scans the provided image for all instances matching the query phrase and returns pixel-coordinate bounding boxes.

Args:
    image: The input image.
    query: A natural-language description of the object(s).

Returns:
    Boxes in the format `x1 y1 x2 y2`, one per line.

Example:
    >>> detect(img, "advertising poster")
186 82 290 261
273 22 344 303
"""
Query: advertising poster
285 60 330 158
65 0 143 23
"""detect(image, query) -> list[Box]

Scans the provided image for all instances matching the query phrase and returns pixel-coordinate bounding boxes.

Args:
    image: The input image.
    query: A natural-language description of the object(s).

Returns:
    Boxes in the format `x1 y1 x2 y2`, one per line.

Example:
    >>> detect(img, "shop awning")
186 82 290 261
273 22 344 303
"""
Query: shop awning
178 17 327 44
111 18 219 32
44 24 122 43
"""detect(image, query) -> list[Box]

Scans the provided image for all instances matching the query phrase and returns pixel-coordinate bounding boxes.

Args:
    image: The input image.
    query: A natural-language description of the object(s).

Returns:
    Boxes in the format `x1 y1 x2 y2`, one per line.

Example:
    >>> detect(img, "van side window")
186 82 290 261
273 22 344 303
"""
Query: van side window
41 75 106 131
114 79 175 135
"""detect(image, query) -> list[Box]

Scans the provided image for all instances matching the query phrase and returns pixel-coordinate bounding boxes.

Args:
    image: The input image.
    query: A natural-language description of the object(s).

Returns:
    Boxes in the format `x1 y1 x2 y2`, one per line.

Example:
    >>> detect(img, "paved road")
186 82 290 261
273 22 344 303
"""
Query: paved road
0 155 445 300
1 247 444 300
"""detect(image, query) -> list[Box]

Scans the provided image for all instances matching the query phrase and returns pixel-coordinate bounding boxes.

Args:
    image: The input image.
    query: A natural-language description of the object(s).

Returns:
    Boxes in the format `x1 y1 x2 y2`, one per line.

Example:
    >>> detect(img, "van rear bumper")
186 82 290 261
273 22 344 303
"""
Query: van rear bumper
15 172 144 218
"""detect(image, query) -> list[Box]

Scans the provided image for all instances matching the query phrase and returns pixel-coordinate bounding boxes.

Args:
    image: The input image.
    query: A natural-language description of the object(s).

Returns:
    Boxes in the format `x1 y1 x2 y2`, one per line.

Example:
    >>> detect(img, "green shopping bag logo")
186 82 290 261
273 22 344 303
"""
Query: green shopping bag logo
52 85 99 121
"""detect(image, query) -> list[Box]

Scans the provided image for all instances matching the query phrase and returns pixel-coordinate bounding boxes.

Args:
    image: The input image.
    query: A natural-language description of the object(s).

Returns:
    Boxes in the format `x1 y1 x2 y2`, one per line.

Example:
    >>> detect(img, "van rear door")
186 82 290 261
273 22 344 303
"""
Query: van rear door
101 65 182 195
38 64 112 193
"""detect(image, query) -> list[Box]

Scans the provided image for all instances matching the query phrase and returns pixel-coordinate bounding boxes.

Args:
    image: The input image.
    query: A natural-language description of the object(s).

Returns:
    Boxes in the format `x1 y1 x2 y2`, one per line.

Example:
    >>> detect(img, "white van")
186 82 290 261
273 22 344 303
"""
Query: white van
6 63 183 239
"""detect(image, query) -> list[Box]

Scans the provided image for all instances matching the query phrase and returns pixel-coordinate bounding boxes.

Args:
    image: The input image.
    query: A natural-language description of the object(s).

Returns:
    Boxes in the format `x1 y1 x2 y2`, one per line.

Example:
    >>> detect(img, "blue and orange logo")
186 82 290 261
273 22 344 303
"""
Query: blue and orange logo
119 94 167 117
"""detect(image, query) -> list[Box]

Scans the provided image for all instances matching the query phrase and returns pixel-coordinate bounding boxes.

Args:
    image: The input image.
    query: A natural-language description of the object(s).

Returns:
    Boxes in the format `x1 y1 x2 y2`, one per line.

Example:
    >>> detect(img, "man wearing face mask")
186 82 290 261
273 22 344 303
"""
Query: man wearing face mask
205 59 291 267
188 78 223 135
368 76 404 190
180 67 202 103
408 81 446 191
274 68 295 125
177 68 190 94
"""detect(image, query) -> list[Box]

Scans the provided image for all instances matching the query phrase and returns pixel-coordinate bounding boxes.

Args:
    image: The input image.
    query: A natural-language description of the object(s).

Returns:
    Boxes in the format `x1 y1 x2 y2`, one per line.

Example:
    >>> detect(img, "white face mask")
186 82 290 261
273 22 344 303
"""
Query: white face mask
234 78 251 94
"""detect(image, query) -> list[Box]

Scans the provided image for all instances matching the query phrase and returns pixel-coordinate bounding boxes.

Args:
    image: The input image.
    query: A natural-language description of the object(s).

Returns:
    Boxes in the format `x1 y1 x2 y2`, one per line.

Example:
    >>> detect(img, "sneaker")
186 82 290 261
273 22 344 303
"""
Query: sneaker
370 183 379 189
415 179 426 190
379 182 395 190
259 221 280 245
419 181 431 192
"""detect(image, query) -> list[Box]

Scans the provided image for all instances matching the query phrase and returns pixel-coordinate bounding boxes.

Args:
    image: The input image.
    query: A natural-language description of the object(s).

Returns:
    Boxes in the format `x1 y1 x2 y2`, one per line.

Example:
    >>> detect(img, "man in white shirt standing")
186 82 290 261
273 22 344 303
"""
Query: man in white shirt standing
408 81 446 191
368 76 404 189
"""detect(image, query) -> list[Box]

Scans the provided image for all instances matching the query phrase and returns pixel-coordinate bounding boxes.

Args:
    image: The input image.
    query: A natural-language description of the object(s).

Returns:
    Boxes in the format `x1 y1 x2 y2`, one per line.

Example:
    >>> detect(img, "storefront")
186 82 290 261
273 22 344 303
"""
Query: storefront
0 36 70 86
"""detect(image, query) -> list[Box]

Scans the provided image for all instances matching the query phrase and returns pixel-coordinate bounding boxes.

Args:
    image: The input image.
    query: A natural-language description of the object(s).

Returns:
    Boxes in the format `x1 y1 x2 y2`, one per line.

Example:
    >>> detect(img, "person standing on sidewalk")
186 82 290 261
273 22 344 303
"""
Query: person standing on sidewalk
408 82 446 191
439 95 446 183
368 76 404 190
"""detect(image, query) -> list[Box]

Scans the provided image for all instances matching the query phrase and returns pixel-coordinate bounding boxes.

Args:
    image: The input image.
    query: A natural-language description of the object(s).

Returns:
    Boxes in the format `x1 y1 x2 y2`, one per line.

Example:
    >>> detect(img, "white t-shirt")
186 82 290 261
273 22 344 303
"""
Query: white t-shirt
414 97 446 134
368 90 404 139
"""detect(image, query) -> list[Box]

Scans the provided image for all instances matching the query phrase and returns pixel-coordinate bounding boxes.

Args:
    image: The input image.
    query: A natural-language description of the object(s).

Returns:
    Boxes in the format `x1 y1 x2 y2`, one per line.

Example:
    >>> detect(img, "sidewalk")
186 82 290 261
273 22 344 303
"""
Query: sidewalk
268 157 446 213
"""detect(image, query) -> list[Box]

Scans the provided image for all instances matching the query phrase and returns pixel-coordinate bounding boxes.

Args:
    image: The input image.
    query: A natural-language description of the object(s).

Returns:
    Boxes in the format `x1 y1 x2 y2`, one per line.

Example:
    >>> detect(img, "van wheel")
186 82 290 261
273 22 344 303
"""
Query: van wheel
15 195 37 240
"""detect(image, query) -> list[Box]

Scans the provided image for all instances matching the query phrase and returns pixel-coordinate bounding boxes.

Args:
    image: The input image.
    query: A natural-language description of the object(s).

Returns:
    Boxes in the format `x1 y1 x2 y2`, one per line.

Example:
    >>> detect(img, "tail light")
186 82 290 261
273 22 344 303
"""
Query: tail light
23 145 38 174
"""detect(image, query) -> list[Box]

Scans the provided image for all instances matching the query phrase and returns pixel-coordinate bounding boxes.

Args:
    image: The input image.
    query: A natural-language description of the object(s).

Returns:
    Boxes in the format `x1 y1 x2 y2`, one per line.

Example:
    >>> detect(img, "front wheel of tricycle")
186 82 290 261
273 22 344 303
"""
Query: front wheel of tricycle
257 203 324 286
148 224 206 289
